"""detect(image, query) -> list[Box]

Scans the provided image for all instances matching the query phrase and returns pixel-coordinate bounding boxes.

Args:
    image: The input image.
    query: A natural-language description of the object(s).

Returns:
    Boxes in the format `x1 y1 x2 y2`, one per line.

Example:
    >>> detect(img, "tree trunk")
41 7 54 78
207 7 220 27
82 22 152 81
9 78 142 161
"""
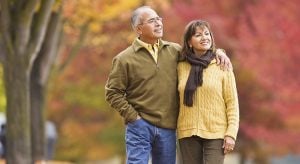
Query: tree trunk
3 60 32 164
30 12 62 161
30 68 46 161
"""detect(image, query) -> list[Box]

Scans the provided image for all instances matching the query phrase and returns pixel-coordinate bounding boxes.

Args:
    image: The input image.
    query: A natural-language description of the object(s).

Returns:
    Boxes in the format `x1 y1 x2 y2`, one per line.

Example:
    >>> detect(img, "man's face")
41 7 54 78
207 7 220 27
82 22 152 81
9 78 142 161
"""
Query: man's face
136 9 163 43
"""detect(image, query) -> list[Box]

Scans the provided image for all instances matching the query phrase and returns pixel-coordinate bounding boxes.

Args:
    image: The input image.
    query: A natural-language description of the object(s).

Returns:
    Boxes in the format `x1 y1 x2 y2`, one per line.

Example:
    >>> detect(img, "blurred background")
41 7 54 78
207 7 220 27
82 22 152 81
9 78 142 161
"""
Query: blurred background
0 0 299 163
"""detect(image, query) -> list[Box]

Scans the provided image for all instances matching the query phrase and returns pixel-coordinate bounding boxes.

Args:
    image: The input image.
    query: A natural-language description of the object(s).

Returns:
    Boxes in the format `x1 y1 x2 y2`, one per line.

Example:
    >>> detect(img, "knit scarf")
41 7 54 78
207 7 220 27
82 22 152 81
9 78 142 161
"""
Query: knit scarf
184 50 215 107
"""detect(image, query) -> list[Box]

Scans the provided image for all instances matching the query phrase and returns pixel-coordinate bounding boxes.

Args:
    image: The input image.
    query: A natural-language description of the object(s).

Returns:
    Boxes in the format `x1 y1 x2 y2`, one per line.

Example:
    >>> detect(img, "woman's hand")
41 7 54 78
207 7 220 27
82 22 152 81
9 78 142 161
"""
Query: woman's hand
223 136 235 154
216 49 232 71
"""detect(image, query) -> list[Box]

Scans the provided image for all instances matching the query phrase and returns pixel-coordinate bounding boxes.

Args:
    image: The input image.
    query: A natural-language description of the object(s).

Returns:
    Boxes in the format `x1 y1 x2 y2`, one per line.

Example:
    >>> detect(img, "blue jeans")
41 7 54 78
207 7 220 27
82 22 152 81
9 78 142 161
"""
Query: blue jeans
125 118 176 164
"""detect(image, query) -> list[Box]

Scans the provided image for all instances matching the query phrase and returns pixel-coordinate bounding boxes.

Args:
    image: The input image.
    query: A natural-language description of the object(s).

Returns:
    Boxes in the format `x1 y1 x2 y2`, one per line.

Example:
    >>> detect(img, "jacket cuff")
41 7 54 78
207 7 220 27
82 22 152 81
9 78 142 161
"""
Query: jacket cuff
124 109 138 124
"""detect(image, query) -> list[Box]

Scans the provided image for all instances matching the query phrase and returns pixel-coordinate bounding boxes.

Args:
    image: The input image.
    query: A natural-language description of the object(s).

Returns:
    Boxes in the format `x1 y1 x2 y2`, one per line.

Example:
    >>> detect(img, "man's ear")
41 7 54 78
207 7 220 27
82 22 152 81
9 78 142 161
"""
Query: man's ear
136 25 143 35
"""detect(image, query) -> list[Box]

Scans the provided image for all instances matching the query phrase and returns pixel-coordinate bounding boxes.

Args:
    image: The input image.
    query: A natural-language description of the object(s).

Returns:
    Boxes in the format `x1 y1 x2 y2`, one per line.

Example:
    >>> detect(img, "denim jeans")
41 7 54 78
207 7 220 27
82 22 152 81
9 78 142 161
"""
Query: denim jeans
125 118 176 164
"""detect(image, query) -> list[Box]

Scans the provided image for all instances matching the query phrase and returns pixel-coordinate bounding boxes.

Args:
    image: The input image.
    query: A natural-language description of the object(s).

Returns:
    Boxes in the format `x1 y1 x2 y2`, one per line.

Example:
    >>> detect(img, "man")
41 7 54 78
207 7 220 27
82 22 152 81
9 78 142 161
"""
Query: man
105 6 231 164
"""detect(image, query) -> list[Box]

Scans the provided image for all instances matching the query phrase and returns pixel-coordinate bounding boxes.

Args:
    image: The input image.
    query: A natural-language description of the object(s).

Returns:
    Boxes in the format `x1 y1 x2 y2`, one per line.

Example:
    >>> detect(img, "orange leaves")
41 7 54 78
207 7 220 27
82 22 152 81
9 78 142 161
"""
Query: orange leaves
63 0 139 34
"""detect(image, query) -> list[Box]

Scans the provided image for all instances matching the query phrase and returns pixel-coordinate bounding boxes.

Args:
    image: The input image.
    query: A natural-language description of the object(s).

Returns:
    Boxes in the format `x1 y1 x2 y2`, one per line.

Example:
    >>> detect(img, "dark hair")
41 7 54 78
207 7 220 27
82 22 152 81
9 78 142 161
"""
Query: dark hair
181 20 216 58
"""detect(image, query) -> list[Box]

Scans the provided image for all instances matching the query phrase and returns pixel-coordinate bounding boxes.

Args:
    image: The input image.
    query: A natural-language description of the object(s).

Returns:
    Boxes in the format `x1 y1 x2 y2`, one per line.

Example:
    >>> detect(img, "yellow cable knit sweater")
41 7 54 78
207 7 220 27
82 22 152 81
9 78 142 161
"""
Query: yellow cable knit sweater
177 59 239 140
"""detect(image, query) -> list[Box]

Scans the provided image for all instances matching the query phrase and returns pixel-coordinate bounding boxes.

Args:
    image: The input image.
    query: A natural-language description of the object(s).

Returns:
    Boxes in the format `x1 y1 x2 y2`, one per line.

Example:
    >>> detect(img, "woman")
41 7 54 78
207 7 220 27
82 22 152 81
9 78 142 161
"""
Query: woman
177 20 239 164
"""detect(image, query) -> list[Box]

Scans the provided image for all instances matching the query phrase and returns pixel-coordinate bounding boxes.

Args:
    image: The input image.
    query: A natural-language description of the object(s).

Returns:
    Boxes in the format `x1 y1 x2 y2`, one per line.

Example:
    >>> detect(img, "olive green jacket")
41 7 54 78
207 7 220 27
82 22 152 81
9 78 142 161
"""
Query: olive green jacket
105 39 181 129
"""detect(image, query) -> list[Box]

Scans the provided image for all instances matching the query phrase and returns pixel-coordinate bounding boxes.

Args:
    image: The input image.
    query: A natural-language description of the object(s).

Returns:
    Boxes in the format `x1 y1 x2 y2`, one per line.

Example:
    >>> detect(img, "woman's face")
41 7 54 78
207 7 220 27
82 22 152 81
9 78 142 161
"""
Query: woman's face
189 26 212 55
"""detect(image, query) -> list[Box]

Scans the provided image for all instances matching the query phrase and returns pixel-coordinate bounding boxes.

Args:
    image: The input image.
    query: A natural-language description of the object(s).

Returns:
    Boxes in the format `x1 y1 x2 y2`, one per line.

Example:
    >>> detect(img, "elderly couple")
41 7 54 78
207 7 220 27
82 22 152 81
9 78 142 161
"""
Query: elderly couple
105 6 239 164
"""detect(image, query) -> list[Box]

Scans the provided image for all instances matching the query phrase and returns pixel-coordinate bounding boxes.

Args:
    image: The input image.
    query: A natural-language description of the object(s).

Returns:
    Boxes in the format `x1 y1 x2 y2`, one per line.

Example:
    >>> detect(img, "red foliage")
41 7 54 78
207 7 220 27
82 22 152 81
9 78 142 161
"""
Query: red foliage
167 0 300 153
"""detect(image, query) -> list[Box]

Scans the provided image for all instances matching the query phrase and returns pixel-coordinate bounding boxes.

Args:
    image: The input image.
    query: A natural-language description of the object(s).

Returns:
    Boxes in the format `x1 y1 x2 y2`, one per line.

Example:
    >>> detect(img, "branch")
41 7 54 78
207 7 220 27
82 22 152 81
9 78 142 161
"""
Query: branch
0 0 14 63
25 0 55 68
57 19 91 73
0 36 5 63
0 34 6 63
38 11 62 85
14 0 39 55
12 0 26 16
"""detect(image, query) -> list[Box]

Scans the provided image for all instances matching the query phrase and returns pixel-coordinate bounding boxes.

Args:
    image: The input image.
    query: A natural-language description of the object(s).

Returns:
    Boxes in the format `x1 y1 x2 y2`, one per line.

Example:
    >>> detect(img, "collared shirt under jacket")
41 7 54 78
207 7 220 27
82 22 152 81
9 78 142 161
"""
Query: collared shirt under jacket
105 38 181 129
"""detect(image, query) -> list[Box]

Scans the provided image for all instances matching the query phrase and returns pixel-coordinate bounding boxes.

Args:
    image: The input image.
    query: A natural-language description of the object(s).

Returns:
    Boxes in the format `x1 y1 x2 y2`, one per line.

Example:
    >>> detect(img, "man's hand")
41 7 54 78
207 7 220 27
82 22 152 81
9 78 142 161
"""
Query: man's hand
136 114 142 120
216 49 232 71
222 136 235 154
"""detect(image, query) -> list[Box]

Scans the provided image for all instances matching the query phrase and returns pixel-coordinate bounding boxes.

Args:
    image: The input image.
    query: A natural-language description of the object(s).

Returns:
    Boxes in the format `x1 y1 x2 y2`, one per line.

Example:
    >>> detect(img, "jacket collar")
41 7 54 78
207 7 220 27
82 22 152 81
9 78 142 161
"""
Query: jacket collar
132 38 170 53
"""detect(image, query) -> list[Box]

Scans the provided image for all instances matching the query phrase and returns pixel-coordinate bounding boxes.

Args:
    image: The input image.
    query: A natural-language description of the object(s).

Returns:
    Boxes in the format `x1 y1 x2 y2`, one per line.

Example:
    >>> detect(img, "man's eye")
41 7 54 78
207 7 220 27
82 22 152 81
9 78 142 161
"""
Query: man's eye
148 19 155 23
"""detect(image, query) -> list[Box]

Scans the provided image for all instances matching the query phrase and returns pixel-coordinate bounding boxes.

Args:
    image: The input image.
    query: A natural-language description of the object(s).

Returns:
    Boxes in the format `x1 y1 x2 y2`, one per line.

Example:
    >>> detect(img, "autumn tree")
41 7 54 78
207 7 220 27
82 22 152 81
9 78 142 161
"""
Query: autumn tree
30 7 63 161
46 0 142 161
0 0 55 163
233 0 300 156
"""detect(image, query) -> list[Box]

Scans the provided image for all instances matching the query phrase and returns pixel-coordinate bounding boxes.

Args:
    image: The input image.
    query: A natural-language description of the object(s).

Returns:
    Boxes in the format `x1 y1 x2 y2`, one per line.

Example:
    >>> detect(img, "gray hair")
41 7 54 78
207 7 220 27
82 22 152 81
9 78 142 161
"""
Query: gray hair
131 6 152 28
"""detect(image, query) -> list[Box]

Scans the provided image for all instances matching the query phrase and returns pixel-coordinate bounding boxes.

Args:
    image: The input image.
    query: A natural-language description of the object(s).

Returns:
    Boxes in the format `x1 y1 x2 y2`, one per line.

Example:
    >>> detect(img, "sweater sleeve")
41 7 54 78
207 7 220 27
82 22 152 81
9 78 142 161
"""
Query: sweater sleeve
105 57 138 123
223 70 239 140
